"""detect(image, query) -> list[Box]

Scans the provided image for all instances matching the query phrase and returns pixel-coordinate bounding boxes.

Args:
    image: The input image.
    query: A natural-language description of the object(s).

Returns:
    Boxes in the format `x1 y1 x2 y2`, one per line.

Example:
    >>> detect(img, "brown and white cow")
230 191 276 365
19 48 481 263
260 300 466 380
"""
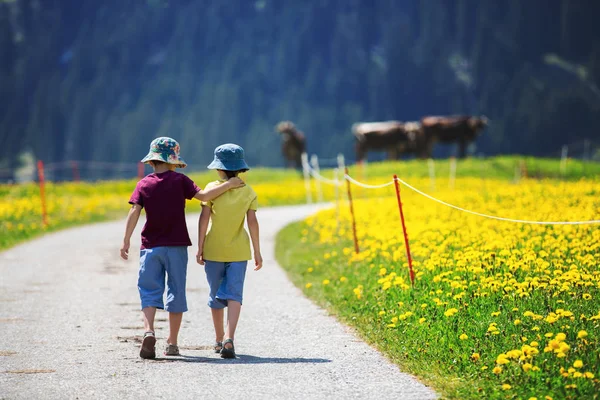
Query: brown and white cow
418 115 488 158
276 121 306 169
353 121 422 163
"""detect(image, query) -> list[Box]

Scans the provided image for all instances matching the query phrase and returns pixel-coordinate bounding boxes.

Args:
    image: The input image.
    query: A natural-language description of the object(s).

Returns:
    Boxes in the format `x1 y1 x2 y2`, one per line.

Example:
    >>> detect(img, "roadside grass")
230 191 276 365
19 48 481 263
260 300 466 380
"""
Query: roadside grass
275 178 600 399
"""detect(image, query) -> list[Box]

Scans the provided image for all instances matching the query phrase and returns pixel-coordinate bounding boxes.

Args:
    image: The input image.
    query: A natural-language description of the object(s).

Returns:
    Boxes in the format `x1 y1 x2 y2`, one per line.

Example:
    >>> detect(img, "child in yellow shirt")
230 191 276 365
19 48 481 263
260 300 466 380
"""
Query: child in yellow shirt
196 143 262 358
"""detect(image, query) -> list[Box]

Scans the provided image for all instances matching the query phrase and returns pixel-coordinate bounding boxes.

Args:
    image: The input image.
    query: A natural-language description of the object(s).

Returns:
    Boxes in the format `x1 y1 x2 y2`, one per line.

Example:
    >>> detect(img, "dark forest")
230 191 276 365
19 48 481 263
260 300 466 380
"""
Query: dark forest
1 0 599 177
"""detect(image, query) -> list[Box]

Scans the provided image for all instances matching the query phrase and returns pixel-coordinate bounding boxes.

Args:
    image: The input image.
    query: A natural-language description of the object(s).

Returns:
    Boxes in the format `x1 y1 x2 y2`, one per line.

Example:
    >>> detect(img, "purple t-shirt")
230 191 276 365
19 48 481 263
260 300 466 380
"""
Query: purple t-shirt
129 170 200 249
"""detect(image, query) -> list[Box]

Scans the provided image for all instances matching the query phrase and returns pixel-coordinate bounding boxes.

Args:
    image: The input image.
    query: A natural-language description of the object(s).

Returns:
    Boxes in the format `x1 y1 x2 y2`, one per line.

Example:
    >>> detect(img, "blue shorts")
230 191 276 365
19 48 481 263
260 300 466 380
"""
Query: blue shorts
204 261 248 309
138 246 188 313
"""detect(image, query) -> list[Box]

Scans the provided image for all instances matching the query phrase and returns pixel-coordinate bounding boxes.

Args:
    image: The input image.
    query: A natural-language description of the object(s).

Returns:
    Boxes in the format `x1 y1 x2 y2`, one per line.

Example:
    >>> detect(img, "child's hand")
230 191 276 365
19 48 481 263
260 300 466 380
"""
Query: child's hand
120 240 130 260
254 252 263 271
196 251 205 265
227 177 245 188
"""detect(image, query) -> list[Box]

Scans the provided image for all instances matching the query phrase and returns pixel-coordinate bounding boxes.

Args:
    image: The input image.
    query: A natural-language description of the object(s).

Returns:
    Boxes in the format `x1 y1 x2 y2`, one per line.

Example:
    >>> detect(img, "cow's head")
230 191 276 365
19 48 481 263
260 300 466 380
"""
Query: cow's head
276 121 296 135
468 116 488 133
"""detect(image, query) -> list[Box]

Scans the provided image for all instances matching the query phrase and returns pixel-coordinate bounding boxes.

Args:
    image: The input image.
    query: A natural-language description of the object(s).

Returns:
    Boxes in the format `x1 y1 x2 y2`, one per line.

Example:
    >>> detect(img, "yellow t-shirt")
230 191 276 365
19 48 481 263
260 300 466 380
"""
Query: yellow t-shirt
202 180 258 262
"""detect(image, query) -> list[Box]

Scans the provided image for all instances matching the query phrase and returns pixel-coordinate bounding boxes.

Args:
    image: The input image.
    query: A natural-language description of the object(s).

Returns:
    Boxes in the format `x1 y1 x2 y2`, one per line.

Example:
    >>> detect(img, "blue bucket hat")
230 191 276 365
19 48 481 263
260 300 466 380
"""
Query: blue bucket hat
141 137 187 168
207 143 250 171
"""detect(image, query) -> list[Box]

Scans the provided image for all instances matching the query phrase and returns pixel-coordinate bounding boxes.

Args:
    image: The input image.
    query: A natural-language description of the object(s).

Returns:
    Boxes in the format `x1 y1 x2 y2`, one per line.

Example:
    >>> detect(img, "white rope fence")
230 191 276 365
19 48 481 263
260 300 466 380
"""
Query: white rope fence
302 154 600 225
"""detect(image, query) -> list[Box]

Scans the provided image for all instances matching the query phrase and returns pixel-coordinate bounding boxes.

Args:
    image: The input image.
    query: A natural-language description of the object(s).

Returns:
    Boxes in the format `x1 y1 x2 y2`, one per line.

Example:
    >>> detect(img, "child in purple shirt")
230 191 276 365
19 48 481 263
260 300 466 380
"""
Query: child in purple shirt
120 137 244 359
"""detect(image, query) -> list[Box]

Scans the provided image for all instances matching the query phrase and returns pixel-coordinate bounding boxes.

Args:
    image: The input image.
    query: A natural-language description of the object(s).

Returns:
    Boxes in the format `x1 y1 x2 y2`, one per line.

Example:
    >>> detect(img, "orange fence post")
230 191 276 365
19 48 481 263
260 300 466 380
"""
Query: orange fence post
393 175 415 286
138 162 145 179
345 167 359 254
37 160 49 228
71 161 80 182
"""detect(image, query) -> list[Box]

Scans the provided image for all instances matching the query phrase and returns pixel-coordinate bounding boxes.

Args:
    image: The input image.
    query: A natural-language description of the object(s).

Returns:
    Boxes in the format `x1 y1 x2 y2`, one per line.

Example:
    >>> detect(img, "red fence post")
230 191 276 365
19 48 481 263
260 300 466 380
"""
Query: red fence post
37 160 49 228
345 167 360 254
393 175 415 286
138 162 145 179
71 161 80 182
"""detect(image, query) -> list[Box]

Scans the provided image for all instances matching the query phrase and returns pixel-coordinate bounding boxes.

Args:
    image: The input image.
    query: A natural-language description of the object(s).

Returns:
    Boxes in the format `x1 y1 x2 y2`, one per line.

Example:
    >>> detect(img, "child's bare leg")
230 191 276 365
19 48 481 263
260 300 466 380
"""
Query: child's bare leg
142 307 157 332
224 301 241 349
167 312 183 345
211 308 225 342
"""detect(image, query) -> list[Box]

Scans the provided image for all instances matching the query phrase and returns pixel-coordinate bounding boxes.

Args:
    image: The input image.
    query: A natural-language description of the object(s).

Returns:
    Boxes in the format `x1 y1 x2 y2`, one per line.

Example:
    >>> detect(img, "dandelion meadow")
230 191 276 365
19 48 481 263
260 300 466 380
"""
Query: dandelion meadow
276 176 600 399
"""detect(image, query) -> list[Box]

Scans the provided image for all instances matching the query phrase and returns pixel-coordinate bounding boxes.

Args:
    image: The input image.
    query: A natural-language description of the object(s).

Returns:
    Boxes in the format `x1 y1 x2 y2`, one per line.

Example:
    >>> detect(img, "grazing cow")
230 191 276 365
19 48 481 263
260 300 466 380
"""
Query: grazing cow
276 121 306 169
353 121 422 163
419 115 488 158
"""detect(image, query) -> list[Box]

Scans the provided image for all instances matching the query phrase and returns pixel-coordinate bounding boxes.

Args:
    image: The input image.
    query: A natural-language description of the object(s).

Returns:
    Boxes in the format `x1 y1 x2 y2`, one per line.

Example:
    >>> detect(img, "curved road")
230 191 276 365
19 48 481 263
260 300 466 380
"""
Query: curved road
0 204 437 400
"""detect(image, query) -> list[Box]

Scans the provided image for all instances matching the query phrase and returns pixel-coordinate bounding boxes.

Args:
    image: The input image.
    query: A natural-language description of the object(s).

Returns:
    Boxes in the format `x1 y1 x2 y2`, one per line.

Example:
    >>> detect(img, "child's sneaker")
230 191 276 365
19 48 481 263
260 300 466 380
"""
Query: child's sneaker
164 344 180 356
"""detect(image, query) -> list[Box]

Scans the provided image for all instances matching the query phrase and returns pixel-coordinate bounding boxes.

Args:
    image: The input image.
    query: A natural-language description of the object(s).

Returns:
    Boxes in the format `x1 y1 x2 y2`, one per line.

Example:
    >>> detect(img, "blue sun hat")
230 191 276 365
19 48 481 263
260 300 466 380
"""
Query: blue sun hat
141 137 187 168
207 143 250 171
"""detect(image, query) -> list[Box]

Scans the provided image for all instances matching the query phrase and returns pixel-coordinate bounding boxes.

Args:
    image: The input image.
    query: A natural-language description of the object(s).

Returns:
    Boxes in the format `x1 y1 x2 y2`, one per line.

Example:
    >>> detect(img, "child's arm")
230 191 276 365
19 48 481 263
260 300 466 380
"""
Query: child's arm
247 209 262 271
120 204 142 260
194 177 245 202
196 205 211 265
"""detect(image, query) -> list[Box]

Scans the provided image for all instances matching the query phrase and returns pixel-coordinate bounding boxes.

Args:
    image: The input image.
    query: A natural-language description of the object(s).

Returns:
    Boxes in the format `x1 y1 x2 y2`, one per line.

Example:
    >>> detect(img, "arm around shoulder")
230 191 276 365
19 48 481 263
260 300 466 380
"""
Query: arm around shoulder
194 177 245 202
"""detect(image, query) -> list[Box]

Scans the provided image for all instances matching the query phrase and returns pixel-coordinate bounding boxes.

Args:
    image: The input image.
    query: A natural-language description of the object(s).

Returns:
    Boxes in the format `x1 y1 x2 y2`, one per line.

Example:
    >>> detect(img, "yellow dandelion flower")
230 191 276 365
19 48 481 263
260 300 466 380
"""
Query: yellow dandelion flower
573 360 583 369
471 352 480 361
514 319 521 325
322 279 330 285
419 318 426 324
584 372 594 379
305 283 313 289
492 366 502 374
459 334 468 340
502 384 511 390
577 330 587 339
496 354 509 365
307 267 314 273
444 308 458 317
522 363 533 372
583 293 592 300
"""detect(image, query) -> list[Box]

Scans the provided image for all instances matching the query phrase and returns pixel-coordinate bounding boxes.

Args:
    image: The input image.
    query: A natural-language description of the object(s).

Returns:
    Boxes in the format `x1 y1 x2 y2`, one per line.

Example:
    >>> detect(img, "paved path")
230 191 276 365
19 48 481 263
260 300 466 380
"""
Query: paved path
0 204 437 400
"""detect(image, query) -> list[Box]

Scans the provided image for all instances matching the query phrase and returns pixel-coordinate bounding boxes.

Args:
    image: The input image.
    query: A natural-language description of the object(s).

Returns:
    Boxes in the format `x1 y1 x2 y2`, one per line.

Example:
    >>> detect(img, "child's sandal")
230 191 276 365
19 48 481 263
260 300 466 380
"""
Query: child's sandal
214 341 223 353
220 338 236 359
164 343 180 356
139 331 156 359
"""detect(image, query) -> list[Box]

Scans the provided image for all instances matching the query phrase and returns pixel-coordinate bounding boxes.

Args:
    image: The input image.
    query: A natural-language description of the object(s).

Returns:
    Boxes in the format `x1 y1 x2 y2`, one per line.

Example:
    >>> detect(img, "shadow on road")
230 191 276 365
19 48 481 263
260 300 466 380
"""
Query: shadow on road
233 355 331 364
147 355 331 364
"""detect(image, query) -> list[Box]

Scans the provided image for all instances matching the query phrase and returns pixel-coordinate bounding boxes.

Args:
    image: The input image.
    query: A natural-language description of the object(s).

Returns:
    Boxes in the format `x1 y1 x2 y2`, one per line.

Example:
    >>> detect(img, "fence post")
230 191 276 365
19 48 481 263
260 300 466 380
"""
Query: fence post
310 154 323 203
337 153 345 173
37 160 49 228
393 175 415 286
334 167 340 233
428 158 435 191
512 157 521 184
583 139 591 161
449 157 456 190
560 145 568 175
345 167 359 254
71 161 80 182
301 152 312 204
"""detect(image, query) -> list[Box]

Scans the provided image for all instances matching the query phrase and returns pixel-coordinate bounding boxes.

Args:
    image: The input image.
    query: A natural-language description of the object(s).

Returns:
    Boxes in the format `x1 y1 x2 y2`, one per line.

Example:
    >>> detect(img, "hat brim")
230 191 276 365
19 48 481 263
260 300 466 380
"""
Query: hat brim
141 152 187 168
207 158 249 171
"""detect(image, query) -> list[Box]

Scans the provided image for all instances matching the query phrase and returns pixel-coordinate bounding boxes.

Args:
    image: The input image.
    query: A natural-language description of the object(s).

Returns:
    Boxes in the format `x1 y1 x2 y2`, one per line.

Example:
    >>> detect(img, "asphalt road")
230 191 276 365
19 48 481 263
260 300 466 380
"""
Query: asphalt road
0 204 437 400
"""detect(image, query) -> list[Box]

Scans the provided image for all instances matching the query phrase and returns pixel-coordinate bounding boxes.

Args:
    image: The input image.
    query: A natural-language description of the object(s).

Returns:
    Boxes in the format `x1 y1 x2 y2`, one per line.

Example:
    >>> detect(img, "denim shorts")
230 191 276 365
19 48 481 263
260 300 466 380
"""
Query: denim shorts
138 246 188 313
204 260 248 309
